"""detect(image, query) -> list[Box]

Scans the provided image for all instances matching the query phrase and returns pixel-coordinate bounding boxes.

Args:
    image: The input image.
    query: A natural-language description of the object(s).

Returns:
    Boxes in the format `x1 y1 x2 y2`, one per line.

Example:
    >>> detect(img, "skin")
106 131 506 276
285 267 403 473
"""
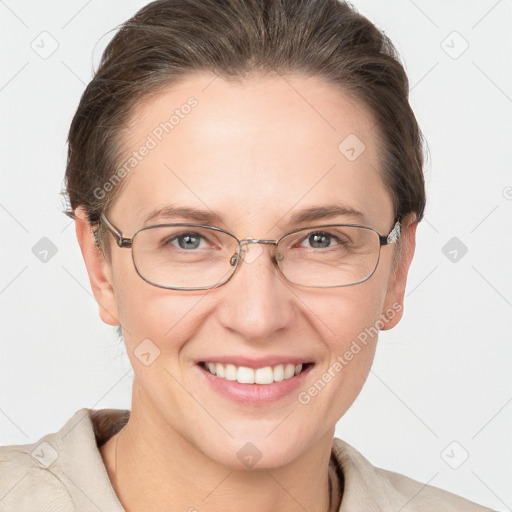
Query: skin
75 72 417 512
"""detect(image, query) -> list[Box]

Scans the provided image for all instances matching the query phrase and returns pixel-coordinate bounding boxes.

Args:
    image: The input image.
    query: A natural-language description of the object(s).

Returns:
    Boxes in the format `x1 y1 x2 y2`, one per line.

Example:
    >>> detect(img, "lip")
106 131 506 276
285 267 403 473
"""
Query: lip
195 361 315 404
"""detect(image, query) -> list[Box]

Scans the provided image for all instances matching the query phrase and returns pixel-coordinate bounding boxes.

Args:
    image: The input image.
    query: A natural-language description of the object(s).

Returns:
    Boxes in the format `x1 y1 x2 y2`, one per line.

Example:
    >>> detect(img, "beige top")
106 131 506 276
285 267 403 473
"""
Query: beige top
0 408 495 511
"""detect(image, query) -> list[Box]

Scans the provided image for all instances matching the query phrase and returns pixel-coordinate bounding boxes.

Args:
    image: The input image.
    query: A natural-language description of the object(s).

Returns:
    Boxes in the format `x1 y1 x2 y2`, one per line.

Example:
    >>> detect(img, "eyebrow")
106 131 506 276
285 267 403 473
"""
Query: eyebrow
142 203 366 227
143 205 223 225
288 204 366 224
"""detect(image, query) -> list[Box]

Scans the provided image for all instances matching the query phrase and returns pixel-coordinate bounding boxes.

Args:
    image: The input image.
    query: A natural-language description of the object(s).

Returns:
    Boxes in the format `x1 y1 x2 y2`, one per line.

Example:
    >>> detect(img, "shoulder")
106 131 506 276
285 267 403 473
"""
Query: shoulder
374 465 495 511
0 407 129 512
331 437 497 511
0 444 74 511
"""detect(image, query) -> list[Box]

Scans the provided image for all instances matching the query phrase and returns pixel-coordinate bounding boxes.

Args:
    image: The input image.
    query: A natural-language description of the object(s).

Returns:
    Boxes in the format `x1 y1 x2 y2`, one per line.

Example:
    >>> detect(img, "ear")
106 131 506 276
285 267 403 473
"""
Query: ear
74 206 120 326
380 213 418 330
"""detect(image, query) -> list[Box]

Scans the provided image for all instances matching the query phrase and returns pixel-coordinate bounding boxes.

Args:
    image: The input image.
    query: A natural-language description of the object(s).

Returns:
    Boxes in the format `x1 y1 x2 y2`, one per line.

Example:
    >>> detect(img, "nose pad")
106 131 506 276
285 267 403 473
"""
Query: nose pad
229 243 280 269
229 250 240 267
242 240 265 264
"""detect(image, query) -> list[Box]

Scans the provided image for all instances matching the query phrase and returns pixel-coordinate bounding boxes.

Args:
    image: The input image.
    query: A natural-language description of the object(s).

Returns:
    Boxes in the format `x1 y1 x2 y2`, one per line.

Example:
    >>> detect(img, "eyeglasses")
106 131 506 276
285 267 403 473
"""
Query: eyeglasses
100 214 401 291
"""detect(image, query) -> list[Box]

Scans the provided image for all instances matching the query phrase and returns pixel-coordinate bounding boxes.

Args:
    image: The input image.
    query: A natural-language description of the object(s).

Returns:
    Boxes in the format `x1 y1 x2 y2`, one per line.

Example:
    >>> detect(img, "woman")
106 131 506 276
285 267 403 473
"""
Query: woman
0 0 499 510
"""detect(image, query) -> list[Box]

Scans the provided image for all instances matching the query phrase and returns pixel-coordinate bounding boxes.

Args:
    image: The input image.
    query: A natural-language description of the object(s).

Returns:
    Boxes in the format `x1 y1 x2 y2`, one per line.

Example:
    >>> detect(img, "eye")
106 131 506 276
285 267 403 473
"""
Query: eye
300 231 346 249
167 231 209 250
305 232 333 249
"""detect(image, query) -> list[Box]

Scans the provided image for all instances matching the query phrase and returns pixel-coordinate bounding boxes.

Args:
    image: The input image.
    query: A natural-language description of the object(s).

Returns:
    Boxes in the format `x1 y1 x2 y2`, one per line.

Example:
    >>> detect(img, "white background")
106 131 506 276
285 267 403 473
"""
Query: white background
0 1 511 510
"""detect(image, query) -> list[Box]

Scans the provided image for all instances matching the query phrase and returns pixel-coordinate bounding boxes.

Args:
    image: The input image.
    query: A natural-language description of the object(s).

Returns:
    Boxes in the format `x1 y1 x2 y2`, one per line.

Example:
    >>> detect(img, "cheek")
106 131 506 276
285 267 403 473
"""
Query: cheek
109 252 203 349
302 275 386 350
118 288 206 348
327 288 382 374
296 280 387 413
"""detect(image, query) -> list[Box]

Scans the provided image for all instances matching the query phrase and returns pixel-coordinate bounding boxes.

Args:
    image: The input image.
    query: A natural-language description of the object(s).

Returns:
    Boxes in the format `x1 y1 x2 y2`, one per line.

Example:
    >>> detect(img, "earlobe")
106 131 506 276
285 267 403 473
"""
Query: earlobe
74 207 120 326
380 213 418 331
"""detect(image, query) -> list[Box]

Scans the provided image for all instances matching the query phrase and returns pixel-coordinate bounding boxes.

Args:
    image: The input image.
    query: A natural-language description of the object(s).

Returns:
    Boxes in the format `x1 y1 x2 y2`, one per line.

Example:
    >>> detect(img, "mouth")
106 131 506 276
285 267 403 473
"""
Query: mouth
198 361 314 385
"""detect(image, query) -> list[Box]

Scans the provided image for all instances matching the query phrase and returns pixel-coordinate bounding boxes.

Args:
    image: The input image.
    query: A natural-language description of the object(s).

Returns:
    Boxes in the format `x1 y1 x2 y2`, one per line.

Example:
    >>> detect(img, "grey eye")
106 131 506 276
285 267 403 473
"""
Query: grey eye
307 232 333 249
171 232 205 250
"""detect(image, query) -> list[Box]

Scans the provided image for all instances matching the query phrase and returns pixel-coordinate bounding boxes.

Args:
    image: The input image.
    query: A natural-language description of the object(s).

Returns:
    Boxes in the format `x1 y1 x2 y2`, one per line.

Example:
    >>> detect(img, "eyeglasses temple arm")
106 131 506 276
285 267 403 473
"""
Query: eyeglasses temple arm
100 214 133 248
379 220 401 246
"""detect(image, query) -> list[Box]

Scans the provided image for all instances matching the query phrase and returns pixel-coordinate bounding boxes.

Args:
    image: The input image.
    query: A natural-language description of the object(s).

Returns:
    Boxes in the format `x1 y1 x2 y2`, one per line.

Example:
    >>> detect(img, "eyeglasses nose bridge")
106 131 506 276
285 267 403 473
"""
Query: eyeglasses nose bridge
240 238 277 247
229 238 279 267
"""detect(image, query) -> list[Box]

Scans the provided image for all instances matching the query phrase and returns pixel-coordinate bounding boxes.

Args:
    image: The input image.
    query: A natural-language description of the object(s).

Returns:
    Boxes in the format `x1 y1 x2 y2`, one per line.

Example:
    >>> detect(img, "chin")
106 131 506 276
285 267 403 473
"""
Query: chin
194 427 319 471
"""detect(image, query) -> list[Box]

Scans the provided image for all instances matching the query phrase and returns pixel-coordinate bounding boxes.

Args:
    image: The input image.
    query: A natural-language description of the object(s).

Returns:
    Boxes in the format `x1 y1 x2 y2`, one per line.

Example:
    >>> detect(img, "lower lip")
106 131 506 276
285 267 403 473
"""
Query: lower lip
196 364 314 404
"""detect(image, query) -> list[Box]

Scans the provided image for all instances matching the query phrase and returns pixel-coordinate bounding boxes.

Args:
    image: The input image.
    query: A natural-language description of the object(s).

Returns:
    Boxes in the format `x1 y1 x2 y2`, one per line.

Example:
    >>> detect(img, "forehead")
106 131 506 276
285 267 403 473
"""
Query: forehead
111 72 393 233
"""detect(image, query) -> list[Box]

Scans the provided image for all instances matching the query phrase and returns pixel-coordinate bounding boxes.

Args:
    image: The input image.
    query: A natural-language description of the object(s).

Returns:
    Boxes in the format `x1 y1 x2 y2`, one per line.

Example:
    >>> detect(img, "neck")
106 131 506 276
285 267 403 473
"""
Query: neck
100 390 342 512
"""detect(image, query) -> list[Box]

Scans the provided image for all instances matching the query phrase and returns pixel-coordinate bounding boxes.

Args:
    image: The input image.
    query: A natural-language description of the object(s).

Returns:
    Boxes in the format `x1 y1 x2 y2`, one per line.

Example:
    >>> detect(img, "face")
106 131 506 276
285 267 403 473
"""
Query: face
77 72 416 469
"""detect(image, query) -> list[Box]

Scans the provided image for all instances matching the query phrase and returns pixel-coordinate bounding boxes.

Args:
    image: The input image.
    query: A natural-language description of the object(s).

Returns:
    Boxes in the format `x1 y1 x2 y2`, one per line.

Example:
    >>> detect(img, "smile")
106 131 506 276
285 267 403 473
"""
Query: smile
199 361 312 385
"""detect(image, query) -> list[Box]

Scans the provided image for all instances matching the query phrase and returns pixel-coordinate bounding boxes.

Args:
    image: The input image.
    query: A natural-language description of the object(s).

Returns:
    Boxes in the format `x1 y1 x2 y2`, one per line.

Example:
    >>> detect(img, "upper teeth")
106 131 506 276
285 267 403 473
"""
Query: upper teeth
205 362 304 385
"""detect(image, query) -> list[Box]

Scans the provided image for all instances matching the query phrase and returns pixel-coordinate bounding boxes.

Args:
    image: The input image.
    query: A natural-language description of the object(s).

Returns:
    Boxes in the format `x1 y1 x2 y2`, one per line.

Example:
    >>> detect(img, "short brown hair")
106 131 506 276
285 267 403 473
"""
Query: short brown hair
64 0 426 256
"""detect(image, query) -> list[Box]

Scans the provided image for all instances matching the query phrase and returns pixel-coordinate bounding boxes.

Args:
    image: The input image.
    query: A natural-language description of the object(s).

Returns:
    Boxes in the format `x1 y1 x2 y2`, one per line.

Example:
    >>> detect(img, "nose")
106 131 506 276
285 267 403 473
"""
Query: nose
216 242 294 340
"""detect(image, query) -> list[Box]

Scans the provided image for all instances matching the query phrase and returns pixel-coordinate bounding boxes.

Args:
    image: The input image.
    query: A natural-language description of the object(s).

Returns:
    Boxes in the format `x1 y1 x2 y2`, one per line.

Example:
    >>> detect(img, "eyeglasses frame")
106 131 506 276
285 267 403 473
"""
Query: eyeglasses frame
99 213 401 291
